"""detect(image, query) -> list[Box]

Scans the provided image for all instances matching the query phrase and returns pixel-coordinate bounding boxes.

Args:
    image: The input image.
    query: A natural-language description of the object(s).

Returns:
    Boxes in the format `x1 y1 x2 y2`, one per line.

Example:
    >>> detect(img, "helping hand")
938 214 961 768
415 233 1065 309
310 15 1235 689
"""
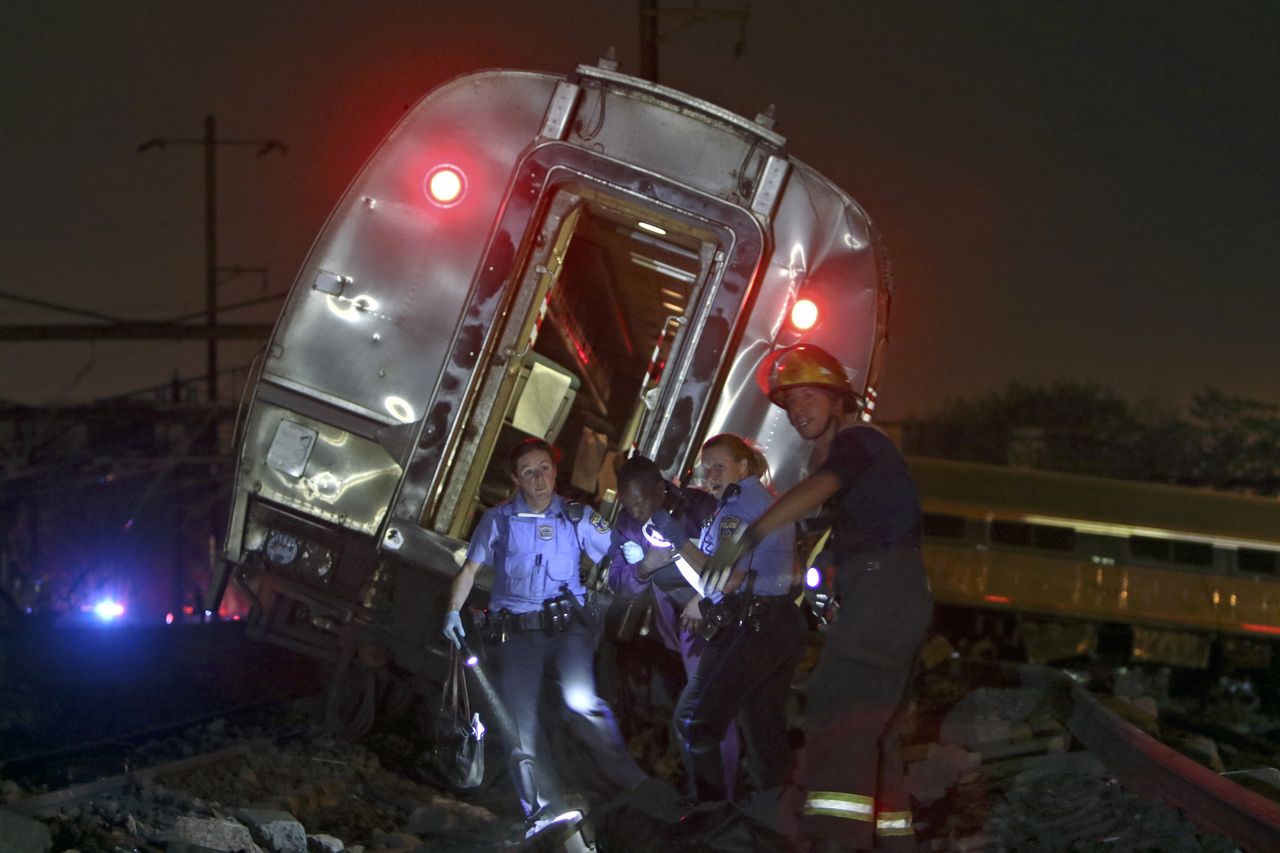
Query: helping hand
649 508 685 544
679 595 704 632
442 610 465 649
621 541 644 565
636 545 675 580
700 528 756 595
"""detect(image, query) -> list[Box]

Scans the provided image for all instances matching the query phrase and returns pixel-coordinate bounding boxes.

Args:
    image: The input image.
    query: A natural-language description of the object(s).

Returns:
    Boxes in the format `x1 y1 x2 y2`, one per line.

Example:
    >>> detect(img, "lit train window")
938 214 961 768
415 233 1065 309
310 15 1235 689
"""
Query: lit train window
1239 548 1279 575
922 512 965 539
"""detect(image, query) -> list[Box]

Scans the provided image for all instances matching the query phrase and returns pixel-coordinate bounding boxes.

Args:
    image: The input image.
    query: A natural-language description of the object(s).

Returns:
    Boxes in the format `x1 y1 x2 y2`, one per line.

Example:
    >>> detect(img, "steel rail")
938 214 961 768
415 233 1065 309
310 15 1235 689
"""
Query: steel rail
5 736 288 819
994 662 1280 853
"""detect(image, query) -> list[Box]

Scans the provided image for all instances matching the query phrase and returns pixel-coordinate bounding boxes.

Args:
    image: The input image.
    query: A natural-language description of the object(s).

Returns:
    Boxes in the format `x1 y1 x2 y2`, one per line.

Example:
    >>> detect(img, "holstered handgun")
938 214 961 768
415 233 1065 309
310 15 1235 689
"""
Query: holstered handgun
482 608 512 644
697 597 733 641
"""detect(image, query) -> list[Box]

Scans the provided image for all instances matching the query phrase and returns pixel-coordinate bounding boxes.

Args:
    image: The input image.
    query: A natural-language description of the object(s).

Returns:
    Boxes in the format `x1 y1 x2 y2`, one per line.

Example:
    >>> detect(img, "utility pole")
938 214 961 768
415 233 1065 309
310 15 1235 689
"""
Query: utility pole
139 116 285 404
638 0 750 83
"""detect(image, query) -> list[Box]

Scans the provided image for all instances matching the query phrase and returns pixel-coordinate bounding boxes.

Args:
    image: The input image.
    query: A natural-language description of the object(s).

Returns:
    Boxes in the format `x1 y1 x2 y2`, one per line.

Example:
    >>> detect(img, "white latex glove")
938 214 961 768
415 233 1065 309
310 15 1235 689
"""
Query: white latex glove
442 610 465 648
621 541 644 565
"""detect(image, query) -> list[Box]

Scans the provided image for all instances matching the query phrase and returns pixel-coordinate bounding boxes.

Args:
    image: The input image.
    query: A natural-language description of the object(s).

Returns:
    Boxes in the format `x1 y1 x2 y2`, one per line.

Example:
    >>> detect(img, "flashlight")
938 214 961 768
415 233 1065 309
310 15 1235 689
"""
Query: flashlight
460 640 479 668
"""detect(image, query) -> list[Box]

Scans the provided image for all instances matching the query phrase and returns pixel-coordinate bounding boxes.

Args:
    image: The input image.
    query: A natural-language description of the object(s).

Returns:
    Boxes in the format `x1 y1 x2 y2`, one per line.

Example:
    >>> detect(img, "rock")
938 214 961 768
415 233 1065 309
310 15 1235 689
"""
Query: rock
237 807 308 853
906 743 979 803
1175 736 1226 773
0 807 53 853
307 834 345 853
170 815 263 853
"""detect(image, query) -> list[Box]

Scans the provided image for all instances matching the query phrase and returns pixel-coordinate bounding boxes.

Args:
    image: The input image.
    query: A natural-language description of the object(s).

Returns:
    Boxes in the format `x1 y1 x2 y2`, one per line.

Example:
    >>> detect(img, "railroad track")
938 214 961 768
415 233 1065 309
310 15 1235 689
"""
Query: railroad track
913 659 1280 852
7 651 1280 851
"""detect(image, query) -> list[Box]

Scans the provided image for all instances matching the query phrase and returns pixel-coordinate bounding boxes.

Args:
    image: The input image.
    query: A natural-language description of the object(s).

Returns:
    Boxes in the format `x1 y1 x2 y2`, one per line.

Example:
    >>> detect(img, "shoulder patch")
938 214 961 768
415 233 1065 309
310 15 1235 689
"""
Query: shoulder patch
590 510 611 534
718 515 741 542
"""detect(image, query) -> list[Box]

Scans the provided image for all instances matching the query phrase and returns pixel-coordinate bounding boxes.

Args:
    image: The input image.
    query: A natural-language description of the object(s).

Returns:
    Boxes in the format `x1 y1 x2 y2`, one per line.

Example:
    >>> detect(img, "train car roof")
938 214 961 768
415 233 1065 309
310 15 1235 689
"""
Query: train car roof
907 455 1280 548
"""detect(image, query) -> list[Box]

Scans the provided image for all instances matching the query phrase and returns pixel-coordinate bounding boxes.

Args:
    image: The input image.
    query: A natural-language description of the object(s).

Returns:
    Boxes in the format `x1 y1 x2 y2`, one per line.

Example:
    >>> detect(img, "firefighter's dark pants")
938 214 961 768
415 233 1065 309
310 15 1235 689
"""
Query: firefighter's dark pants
804 656 916 851
490 619 645 818
802 547 932 851
674 597 807 801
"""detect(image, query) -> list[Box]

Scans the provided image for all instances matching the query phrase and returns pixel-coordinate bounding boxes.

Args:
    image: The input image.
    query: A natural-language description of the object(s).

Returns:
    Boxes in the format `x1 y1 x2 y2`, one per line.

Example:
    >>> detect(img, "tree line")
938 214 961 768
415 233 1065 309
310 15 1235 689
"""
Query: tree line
900 383 1280 496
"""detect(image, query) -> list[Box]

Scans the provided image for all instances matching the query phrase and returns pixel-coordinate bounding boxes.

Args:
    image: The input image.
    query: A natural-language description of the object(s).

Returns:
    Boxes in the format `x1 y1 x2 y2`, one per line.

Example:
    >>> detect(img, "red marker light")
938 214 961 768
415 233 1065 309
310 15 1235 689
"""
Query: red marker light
425 164 466 207
790 298 819 330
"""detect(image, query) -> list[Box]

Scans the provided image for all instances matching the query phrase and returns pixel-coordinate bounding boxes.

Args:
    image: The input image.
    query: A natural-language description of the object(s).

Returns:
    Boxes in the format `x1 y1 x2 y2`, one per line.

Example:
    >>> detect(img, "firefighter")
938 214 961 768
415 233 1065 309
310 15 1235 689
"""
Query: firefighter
607 455 740 795
701 344 933 852
662 434 807 805
442 437 645 836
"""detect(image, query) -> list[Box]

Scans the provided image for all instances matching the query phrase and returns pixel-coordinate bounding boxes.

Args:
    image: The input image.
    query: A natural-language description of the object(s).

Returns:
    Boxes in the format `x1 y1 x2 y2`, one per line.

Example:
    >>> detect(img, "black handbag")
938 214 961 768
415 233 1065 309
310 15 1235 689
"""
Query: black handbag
427 645 486 789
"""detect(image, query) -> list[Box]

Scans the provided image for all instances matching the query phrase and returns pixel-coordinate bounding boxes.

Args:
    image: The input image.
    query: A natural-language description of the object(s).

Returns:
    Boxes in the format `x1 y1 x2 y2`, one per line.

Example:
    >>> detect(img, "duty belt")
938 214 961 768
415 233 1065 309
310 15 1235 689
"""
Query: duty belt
485 587 597 641
699 591 795 639
508 610 548 632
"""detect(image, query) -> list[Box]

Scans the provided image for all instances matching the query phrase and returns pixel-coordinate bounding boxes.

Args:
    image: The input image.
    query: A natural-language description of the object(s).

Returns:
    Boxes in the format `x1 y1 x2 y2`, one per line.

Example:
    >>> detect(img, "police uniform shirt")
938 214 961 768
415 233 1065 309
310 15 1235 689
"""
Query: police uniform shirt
698 475 796 595
467 492 613 614
819 426 921 557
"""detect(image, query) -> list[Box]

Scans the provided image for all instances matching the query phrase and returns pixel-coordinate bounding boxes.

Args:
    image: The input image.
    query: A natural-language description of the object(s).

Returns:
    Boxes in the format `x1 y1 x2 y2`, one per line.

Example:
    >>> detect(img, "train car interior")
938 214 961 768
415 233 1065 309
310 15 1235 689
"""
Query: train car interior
431 188 723 540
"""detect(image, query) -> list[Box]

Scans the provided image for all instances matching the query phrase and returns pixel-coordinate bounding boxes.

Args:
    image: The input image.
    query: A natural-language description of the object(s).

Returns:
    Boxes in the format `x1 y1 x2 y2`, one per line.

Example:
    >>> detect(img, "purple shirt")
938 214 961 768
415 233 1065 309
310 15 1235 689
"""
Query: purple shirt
607 483 716 652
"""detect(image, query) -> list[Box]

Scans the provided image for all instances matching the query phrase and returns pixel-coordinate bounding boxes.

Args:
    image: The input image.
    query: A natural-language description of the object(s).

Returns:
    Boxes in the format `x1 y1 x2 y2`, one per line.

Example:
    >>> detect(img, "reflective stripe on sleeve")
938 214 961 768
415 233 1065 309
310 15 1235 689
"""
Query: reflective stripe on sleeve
802 791 874 822
875 810 915 836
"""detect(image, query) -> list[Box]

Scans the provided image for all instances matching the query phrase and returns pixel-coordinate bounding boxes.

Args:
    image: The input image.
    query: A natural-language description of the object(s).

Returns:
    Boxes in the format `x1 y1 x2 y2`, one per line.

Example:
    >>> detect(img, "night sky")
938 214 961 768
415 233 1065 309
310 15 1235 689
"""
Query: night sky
3 1 1277 421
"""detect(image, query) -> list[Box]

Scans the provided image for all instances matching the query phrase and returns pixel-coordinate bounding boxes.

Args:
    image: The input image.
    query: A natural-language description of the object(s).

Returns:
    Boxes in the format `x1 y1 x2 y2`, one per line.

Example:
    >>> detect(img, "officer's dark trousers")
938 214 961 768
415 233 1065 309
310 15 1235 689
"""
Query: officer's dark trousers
490 620 645 818
674 599 806 802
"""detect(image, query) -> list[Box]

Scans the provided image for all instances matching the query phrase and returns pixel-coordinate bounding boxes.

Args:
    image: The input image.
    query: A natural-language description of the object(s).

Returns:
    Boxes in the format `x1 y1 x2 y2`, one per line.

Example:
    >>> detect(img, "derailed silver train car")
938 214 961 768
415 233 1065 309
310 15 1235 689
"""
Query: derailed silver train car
212 58 891 725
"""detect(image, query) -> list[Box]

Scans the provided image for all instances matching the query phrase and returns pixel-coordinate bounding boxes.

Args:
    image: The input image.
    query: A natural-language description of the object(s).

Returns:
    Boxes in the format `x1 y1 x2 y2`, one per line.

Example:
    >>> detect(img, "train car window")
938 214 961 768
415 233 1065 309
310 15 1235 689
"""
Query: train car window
1238 548 1279 575
922 512 966 539
1172 541 1213 567
989 520 1075 552
1130 536 1169 562
1130 535 1213 568
990 520 1033 547
1032 525 1076 552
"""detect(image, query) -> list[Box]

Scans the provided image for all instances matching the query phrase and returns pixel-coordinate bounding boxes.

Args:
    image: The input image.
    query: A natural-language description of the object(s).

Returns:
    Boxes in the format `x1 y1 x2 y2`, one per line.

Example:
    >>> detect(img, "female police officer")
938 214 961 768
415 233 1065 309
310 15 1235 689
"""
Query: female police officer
656 433 806 805
442 437 644 834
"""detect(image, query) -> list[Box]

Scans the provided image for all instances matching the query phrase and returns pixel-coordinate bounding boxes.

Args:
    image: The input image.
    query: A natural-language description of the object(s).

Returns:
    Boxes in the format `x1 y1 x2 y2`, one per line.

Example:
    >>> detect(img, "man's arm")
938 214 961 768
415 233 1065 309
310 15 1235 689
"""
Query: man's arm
749 469 843 543
700 470 843 594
